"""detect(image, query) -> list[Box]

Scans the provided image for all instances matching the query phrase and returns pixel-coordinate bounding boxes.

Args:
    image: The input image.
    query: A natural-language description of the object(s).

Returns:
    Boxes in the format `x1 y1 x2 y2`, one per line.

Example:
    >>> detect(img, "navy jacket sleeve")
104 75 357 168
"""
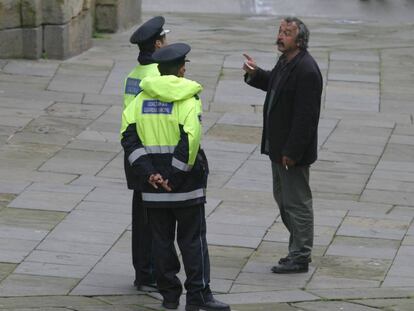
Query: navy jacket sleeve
121 123 157 179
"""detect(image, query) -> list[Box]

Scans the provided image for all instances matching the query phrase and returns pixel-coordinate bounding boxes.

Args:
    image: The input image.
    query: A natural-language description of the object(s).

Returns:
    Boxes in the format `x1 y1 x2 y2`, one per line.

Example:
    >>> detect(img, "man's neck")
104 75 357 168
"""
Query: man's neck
284 49 301 62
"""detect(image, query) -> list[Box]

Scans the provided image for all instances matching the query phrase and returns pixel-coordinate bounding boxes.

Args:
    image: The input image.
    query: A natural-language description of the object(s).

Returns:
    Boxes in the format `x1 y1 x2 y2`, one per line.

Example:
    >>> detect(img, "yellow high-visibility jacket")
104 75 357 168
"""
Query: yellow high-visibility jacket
121 63 160 189
123 63 160 109
121 75 208 208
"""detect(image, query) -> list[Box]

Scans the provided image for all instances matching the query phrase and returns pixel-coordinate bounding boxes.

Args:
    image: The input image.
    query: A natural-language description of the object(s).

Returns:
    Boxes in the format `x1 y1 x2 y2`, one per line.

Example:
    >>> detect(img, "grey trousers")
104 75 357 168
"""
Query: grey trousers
271 162 313 263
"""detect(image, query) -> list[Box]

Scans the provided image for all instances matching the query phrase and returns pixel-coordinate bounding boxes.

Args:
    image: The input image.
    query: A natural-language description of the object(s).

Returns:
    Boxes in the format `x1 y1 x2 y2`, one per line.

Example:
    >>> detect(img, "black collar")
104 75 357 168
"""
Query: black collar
138 51 154 65
279 49 306 67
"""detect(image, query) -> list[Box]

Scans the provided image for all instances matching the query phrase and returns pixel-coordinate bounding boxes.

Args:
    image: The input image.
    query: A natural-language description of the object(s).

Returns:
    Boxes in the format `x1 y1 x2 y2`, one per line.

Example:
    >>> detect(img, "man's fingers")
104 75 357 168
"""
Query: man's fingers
160 180 172 192
243 53 252 61
244 62 254 70
164 181 172 192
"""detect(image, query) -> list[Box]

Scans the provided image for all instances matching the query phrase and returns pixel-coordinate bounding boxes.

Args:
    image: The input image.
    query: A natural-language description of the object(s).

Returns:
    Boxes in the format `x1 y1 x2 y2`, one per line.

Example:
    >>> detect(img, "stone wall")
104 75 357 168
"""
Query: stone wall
95 0 141 33
0 0 141 60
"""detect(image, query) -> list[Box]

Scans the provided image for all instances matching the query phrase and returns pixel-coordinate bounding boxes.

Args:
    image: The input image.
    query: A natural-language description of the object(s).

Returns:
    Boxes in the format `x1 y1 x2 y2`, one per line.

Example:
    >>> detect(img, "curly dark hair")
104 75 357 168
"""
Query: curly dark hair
283 17 310 50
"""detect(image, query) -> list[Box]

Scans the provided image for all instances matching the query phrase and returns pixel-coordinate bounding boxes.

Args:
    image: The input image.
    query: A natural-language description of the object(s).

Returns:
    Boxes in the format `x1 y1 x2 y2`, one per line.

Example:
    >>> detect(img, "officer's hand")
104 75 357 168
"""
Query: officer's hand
160 179 172 192
243 53 257 74
148 173 163 189
282 156 296 170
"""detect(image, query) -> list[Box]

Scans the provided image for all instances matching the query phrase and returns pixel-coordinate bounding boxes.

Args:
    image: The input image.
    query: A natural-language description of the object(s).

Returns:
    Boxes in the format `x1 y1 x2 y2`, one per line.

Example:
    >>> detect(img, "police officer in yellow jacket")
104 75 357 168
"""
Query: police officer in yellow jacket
122 16 169 292
121 43 231 311
124 16 169 109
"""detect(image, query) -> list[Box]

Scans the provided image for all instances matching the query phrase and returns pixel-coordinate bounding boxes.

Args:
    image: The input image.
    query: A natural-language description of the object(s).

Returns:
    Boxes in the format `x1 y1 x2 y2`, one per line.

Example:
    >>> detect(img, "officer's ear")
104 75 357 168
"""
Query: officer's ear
178 64 186 78
154 39 163 49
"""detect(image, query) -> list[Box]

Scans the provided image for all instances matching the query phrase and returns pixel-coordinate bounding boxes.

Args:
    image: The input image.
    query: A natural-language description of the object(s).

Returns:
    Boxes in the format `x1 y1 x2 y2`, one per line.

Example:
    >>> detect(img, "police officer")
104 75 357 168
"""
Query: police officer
121 16 169 292
121 43 231 311
123 15 169 109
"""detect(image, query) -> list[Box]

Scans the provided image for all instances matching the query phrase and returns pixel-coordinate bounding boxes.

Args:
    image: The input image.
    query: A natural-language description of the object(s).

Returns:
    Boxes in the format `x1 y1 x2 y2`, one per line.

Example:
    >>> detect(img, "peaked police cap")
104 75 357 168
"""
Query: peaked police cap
130 16 170 44
152 43 191 64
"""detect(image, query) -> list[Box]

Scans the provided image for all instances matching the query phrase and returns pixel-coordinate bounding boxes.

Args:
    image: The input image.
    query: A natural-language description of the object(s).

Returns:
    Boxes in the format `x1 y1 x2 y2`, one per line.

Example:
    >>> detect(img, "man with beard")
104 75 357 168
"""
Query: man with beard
243 17 322 273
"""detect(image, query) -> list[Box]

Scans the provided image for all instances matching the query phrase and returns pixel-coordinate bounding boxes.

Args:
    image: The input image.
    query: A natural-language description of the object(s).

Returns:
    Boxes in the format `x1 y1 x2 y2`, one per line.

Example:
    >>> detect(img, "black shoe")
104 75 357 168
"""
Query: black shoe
162 300 179 309
271 261 309 274
135 281 158 292
185 298 231 311
278 256 291 265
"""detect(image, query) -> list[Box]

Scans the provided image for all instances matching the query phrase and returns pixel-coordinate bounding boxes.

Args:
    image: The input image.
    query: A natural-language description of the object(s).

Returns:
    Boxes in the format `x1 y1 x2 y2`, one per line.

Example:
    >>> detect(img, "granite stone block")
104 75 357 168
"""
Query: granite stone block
43 10 92 60
0 28 23 59
42 0 85 24
0 0 21 30
21 0 43 27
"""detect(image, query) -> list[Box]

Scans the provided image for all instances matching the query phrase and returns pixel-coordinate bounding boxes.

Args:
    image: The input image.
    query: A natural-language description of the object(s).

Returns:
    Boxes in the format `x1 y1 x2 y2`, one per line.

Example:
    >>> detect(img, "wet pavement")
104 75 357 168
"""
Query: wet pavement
144 0 414 23
1 0 414 310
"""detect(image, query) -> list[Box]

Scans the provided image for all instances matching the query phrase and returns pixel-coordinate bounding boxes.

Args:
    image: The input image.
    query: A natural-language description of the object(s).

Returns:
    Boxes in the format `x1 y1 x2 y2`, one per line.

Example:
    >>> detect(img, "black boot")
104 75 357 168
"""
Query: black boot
271 261 309 274
134 280 158 292
162 300 179 310
185 298 231 311
278 256 291 265
278 256 312 265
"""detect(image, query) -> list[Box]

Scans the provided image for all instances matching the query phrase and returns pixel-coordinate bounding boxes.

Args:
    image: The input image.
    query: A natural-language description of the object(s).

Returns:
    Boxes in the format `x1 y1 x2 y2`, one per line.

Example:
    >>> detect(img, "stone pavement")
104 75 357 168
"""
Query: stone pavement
1 4 414 311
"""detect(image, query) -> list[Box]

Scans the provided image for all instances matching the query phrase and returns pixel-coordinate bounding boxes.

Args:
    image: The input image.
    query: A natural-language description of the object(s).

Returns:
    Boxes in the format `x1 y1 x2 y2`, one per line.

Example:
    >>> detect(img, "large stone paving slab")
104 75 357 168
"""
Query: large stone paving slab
97 153 124 180
0 274 79 296
328 60 379 83
36 238 111 256
14 261 91 279
361 189 414 206
0 168 77 184
306 275 380 290
0 207 66 230
336 216 409 240
316 255 391 282
19 115 90 137
0 225 48 242
207 200 276 227
326 236 399 259
46 102 108 120
310 170 369 195
0 236 39 262
353 298 414 311
0 143 61 171
0 296 109 309
215 290 319 305
294 301 380 311
39 149 117 175
2 60 60 77
0 180 30 194
325 81 380 112
8 188 87 212
308 287 414 300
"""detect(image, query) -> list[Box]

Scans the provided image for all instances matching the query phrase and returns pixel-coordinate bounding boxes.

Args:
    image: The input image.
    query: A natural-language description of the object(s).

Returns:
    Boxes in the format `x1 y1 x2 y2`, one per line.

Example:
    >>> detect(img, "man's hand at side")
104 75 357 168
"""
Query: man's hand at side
282 156 296 170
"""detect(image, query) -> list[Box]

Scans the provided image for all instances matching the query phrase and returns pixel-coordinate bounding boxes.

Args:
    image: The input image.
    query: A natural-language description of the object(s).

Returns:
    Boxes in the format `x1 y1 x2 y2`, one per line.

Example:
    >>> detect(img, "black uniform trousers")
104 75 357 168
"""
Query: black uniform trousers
148 203 212 305
132 191 156 286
